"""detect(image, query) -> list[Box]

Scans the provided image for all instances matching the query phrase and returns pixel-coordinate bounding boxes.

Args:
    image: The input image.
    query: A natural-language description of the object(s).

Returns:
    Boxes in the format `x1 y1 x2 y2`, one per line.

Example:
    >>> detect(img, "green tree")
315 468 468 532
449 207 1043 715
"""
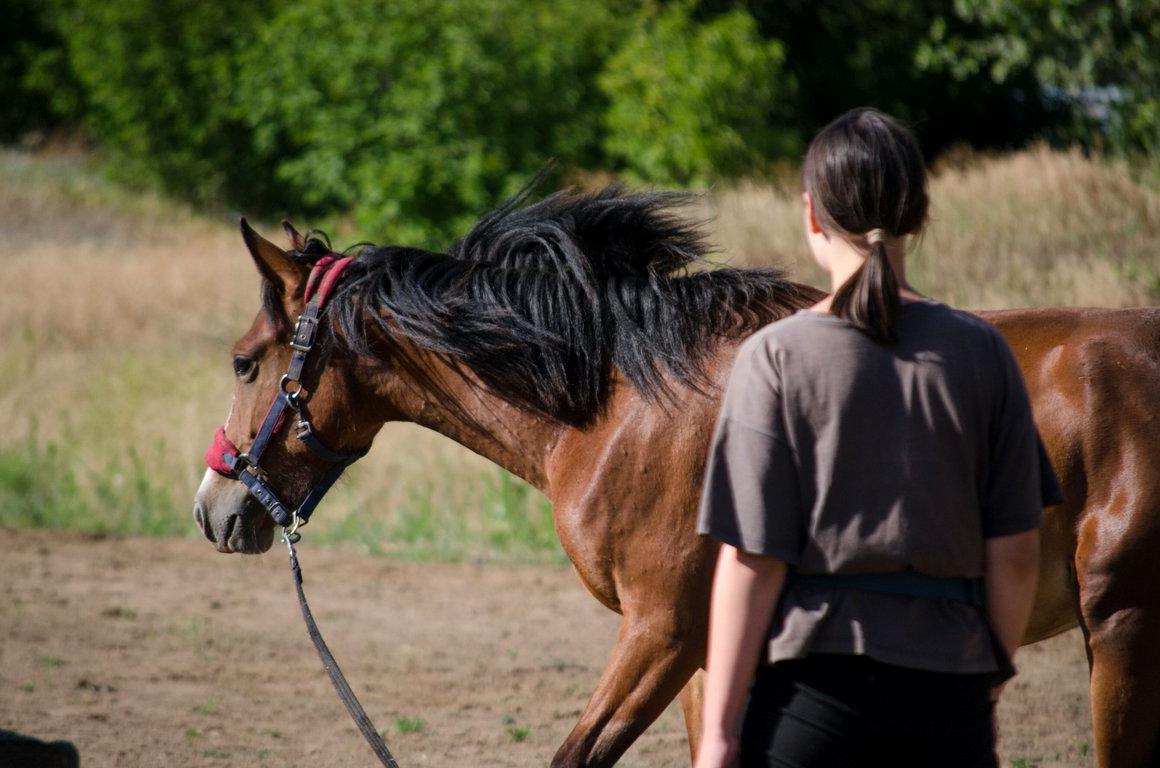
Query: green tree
919 0 1160 153
722 0 1052 156
1 0 79 142
36 0 281 205
599 1 798 186
237 0 625 246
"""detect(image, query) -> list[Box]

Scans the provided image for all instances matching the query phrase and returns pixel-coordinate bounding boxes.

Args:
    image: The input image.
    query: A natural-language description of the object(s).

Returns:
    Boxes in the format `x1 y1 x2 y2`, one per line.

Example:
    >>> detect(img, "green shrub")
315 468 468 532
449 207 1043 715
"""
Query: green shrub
919 0 1160 155
38 0 281 206
236 0 625 246
599 1 798 186
0 0 76 142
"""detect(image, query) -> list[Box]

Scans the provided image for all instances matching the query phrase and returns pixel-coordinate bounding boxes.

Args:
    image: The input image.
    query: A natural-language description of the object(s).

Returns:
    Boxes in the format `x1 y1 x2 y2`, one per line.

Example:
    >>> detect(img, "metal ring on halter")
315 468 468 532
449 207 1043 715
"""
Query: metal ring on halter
280 374 305 404
235 452 254 471
282 515 303 548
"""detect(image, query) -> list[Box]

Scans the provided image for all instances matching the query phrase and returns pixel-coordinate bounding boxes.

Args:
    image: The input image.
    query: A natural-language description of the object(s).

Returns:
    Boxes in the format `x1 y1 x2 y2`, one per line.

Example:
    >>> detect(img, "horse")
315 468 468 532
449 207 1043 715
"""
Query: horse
192 187 1160 767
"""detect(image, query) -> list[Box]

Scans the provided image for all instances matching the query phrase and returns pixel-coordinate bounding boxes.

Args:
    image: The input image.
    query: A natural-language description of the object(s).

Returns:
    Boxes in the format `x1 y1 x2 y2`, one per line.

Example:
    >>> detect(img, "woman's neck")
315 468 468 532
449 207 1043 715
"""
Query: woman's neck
811 235 924 311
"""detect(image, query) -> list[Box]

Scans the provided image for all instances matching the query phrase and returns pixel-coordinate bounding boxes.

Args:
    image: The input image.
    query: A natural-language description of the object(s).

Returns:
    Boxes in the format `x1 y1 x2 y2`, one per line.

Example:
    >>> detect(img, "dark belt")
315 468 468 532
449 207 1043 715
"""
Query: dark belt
786 570 985 607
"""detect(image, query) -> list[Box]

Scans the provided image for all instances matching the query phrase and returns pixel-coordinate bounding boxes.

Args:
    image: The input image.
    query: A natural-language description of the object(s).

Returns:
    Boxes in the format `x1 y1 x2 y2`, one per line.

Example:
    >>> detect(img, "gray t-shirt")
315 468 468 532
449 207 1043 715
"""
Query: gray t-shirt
697 301 1063 674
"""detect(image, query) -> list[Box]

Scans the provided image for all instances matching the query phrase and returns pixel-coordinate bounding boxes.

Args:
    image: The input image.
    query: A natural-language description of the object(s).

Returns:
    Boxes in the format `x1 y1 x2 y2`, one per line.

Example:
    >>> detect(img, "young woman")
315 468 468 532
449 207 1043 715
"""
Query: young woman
694 108 1063 768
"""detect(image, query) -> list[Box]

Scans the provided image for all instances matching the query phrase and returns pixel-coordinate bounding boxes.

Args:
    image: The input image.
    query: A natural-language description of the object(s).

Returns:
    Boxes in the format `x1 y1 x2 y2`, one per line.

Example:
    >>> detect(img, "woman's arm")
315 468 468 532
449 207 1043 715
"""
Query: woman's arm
984 529 1041 666
695 544 788 768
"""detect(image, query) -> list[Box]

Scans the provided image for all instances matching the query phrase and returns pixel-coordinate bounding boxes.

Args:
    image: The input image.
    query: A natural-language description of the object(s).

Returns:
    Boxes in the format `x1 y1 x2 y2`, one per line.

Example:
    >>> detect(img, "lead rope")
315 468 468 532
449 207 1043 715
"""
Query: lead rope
283 526 401 768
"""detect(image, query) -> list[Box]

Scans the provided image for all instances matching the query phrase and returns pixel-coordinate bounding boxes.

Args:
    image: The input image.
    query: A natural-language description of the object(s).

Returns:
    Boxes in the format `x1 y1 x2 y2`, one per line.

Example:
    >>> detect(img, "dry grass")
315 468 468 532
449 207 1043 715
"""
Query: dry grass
702 145 1160 309
3 145 1159 553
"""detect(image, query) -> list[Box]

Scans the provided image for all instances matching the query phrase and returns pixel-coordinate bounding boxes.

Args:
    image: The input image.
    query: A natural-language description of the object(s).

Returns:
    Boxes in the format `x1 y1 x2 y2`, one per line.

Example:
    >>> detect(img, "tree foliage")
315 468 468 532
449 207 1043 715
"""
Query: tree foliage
0 0 77 142
7 0 1158 243
919 0 1160 152
599 1 797 186
237 0 624 244
31 0 281 205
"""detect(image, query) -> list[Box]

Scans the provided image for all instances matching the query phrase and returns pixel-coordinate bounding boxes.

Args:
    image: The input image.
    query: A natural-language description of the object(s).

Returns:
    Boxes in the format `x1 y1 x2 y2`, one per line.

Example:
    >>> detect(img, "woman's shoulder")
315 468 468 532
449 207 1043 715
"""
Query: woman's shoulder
736 300 1009 361
904 301 1013 355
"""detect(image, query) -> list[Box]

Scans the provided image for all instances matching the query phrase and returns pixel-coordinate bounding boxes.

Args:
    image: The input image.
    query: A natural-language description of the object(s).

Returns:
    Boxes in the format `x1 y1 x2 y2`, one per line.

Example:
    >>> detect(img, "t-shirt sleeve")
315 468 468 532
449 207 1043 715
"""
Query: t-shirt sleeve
697 333 805 563
982 333 1062 538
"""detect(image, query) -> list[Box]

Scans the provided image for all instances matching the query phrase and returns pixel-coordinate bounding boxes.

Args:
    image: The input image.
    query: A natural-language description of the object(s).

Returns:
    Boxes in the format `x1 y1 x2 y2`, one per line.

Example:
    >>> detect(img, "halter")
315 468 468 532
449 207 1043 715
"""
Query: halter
204 254 367 535
200 253 401 768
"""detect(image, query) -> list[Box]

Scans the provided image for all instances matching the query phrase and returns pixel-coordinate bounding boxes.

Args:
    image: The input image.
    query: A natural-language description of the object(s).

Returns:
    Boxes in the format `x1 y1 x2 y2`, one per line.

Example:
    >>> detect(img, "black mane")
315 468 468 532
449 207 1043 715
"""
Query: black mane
325 186 814 426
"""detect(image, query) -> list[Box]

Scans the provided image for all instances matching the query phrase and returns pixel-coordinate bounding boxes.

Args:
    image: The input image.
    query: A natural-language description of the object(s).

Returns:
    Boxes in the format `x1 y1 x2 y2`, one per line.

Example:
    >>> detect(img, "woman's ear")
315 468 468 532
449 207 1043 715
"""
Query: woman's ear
802 192 824 235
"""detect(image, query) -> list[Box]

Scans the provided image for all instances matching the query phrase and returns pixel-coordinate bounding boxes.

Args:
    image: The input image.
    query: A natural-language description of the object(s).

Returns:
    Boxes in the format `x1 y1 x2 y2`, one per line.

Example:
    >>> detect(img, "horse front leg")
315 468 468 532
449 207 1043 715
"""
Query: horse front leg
1083 594 1160 767
551 610 704 768
678 668 706 763
1076 496 1160 766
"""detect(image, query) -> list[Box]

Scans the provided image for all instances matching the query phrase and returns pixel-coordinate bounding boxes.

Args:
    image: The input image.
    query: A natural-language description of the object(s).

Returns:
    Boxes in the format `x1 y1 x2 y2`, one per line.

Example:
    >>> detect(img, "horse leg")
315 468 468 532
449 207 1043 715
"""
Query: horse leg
1077 500 1160 766
1084 608 1160 766
551 611 703 768
678 668 706 763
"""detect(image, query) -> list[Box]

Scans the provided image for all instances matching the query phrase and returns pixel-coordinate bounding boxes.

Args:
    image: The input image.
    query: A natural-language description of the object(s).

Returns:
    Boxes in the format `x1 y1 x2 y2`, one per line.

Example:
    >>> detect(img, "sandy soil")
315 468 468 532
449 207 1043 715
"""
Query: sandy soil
0 530 1093 767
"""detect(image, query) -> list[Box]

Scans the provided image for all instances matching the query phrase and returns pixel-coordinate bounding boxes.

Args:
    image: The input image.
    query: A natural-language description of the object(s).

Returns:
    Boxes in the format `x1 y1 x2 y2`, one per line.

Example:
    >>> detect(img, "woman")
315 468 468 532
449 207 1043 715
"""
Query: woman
694 108 1063 768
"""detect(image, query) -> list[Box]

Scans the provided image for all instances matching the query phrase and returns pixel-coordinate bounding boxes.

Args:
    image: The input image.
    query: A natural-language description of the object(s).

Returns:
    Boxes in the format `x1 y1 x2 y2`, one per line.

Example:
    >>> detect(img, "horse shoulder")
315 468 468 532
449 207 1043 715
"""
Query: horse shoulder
546 379 724 617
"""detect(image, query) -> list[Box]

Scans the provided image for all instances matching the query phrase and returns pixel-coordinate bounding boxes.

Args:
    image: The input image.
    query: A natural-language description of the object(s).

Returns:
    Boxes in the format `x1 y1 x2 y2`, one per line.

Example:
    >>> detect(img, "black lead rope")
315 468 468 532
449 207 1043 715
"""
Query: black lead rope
285 532 401 768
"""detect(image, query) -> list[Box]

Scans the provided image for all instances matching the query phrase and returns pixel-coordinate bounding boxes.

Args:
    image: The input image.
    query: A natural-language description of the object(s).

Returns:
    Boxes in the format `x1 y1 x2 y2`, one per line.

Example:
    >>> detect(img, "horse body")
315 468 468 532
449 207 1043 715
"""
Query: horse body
195 191 1160 767
987 307 1160 767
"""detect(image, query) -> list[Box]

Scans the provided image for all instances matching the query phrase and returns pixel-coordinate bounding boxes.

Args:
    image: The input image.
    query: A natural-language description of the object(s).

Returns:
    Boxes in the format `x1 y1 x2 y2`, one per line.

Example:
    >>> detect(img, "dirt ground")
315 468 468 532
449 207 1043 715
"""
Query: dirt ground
0 529 1093 767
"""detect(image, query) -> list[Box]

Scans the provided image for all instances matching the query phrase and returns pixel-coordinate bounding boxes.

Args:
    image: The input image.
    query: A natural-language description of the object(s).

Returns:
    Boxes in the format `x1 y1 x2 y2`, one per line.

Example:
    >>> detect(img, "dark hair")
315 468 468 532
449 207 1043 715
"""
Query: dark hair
801 108 928 343
322 186 813 427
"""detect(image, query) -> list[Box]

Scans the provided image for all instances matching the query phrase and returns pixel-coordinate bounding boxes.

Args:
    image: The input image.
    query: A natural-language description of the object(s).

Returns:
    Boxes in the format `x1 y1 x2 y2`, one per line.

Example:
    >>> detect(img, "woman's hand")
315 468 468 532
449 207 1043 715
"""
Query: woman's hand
694 730 740 768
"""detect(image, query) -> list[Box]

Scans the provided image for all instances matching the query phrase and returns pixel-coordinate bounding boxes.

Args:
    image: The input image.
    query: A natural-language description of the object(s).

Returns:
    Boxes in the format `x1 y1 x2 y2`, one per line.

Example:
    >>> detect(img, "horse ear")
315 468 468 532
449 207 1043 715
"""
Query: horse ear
281 220 306 252
240 218 307 297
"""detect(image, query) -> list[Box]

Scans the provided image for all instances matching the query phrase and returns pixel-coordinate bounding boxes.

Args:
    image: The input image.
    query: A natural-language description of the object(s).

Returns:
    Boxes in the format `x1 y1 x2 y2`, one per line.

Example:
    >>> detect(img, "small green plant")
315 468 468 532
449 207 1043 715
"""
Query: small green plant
394 716 425 734
40 656 65 668
19 683 35 692
507 725 531 743
191 698 218 716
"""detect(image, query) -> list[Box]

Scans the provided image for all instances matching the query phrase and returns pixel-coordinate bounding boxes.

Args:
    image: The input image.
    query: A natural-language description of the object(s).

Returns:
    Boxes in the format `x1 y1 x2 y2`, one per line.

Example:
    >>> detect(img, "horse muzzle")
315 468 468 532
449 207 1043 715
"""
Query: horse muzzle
193 469 276 554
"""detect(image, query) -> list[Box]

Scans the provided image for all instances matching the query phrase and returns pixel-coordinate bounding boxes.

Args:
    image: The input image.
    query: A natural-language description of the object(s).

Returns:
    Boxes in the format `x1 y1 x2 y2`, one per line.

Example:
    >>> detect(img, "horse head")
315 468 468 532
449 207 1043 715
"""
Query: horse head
194 187 812 554
193 221 388 554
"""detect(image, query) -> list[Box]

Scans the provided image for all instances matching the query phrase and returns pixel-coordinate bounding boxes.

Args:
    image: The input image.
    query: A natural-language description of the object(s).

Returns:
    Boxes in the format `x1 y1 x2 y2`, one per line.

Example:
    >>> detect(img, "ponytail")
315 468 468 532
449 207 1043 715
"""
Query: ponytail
830 229 900 344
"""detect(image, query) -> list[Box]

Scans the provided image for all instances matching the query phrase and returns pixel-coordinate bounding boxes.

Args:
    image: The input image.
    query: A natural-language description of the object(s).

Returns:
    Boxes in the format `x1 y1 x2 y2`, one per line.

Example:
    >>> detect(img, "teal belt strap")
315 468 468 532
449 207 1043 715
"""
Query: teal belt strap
786 570 985 607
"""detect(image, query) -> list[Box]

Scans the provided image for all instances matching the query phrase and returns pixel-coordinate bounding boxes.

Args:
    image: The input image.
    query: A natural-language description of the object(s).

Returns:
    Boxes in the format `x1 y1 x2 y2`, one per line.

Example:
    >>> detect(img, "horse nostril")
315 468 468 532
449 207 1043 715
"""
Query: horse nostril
193 503 215 543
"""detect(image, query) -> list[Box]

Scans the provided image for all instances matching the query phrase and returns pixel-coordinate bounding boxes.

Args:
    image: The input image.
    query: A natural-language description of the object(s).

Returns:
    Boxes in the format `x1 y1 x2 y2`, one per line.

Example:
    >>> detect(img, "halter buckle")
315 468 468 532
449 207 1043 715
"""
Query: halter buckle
289 313 319 352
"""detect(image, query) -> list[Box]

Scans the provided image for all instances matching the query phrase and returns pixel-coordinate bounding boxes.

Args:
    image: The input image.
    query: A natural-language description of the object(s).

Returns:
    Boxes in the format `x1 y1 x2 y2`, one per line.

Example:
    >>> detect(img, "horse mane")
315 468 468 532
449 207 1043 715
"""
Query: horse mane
321 185 814 426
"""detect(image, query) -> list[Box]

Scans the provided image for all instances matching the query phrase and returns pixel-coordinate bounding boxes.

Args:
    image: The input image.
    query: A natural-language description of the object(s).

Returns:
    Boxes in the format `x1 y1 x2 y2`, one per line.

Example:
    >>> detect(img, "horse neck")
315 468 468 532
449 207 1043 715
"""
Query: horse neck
367 346 566 494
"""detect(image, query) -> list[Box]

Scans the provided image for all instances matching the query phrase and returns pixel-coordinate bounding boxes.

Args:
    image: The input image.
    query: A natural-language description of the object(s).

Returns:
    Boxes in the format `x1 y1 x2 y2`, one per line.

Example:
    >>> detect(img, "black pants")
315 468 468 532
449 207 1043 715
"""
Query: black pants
739 655 998 768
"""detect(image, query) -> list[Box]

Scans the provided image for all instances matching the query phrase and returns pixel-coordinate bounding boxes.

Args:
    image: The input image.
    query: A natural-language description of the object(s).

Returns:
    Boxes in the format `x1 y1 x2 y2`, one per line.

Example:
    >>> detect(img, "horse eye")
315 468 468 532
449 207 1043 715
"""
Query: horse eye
233 356 257 382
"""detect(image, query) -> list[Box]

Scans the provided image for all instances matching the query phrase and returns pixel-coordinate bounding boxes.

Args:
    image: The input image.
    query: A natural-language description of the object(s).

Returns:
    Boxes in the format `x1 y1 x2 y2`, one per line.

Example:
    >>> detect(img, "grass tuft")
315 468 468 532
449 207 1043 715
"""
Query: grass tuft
394 716 426 734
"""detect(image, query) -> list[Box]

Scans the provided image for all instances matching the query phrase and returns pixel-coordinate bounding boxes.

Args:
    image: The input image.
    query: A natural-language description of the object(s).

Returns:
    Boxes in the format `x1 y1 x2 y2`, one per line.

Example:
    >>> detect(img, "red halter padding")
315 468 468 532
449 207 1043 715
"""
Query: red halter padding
304 255 354 305
205 425 240 476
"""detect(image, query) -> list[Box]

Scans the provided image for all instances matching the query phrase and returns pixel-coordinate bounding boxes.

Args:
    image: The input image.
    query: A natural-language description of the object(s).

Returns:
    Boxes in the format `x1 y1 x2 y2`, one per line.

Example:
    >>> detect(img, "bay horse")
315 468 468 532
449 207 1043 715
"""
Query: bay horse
193 187 1160 767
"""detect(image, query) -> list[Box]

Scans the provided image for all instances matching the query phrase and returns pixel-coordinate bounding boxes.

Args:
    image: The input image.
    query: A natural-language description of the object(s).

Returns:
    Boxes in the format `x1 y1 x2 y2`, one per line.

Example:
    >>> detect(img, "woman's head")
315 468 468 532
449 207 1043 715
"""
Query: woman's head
801 108 928 343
